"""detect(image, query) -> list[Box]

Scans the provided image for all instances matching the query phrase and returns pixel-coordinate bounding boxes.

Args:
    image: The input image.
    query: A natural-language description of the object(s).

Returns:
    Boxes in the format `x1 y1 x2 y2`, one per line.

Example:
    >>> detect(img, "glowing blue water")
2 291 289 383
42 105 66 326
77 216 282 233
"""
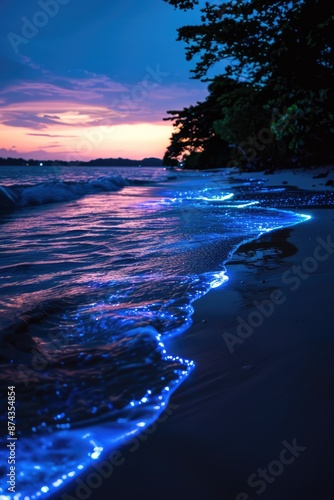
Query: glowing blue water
0 166 323 499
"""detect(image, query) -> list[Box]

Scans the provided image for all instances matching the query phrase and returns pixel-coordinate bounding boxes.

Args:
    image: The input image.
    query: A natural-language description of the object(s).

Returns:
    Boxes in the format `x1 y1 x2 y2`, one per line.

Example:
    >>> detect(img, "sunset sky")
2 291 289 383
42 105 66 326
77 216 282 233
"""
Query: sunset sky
1 0 209 161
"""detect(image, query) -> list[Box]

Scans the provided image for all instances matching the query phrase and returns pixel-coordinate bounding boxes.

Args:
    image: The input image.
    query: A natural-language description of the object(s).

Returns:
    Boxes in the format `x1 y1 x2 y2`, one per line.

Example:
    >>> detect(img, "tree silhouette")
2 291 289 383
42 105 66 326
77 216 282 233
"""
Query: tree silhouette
163 0 334 168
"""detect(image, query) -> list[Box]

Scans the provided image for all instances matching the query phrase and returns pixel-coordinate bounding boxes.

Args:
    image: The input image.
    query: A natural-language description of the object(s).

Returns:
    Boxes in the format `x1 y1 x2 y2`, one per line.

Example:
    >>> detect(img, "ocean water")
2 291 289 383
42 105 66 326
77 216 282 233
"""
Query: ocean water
0 165 331 499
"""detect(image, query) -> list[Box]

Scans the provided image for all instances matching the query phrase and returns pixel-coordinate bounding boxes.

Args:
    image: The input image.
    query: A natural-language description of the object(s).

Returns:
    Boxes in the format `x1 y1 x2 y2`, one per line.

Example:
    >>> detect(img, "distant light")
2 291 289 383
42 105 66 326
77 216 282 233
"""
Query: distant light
40 162 43 166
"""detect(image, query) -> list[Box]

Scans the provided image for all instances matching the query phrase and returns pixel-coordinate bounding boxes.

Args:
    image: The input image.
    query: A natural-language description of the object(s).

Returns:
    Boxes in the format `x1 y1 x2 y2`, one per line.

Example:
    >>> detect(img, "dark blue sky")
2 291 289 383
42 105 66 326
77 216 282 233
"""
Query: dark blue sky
0 0 213 159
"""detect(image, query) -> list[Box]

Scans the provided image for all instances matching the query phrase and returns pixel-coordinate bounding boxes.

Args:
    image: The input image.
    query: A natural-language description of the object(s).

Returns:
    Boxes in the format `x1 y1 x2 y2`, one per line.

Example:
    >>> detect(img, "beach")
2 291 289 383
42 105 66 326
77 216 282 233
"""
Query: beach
1 165 333 499
1 0 334 497
52 168 334 500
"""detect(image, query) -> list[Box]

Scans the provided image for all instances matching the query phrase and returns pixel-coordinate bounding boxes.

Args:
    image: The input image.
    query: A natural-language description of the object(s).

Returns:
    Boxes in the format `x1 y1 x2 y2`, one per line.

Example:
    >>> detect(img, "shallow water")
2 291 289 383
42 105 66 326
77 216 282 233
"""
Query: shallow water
0 166 331 499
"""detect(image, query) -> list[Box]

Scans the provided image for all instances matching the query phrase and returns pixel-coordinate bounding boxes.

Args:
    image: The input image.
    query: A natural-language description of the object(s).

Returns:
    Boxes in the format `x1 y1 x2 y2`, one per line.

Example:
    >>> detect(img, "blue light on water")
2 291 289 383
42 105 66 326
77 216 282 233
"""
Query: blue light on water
200 193 234 202
231 201 260 208
0 172 317 500
52 479 63 487
299 214 312 220
208 271 229 289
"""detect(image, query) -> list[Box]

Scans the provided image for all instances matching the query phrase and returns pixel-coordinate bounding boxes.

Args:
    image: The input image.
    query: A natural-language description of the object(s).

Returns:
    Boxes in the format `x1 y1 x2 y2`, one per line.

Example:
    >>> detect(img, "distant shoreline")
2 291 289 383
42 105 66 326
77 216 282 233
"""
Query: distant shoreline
0 157 163 167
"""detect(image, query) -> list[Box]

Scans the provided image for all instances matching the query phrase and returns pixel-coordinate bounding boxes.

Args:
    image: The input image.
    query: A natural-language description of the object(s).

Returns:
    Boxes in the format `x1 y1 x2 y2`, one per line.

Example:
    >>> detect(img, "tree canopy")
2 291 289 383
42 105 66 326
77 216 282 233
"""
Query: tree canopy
163 0 334 169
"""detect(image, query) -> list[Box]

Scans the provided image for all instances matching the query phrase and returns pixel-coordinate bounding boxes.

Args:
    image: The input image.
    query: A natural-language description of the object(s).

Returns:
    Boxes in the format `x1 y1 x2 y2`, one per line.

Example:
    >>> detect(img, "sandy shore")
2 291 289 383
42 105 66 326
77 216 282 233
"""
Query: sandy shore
234 164 334 191
51 171 334 500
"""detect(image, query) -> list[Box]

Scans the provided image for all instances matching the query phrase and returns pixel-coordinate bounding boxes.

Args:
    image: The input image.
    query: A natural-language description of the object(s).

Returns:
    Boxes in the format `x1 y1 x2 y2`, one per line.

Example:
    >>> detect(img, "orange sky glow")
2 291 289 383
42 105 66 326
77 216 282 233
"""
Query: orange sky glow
0 92 178 160
0 120 174 161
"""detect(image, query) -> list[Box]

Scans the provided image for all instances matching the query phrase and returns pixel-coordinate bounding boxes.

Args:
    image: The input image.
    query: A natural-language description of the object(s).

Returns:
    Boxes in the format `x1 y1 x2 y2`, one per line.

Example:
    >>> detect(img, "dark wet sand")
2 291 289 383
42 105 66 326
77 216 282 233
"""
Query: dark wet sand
53 207 334 500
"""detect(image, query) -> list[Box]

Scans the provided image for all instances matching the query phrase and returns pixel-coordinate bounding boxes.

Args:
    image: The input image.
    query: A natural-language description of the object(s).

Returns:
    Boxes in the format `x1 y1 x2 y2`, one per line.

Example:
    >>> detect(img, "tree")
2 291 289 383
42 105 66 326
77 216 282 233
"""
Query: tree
163 0 334 83
264 1 334 162
163 0 334 168
163 76 231 168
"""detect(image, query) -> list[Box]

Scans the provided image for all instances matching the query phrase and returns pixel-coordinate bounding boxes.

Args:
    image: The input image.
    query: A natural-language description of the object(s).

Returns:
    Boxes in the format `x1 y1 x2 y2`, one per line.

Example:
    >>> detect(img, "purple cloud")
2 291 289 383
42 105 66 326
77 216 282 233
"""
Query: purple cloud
0 70 208 131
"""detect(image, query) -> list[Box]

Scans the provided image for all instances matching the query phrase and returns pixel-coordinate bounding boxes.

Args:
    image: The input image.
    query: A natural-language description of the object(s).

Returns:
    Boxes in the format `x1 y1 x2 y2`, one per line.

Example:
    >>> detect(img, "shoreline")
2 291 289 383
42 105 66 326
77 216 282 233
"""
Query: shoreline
41 169 334 500
51 205 334 500
230 164 334 192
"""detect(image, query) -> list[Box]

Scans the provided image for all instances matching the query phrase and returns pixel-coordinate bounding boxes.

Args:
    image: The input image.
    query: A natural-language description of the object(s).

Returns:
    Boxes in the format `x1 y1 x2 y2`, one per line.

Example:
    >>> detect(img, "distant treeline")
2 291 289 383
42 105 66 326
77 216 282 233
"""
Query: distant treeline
0 157 163 167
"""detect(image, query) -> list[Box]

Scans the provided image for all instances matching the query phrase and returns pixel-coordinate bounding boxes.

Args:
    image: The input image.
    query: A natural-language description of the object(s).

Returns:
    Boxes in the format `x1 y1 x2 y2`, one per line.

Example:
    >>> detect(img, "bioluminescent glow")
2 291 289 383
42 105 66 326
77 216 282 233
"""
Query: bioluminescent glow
229 201 260 208
208 271 229 289
0 351 194 500
199 193 234 202
0 166 323 499
299 214 312 220
91 449 103 460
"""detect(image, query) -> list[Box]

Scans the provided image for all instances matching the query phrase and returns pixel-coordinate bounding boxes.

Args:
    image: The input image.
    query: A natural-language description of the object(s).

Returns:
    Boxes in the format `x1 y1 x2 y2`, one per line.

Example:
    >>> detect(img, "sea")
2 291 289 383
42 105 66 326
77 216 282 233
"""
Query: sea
0 165 332 499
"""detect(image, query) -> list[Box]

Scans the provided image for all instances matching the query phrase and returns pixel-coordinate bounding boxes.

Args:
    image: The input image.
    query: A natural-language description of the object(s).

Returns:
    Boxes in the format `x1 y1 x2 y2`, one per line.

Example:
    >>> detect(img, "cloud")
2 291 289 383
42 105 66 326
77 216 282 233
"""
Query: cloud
0 101 126 130
0 69 208 129
0 77 128 106
0 69 208 160
0 73 139 130
27 133 77 137
0 147 51 160
18 55 44 72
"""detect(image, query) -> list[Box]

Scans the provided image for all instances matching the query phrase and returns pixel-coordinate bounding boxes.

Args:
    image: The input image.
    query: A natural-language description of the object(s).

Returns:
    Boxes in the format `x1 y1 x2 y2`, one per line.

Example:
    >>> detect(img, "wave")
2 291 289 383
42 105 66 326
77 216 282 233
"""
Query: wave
0 170 316 499
0 301 193 499
0 175 131 209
